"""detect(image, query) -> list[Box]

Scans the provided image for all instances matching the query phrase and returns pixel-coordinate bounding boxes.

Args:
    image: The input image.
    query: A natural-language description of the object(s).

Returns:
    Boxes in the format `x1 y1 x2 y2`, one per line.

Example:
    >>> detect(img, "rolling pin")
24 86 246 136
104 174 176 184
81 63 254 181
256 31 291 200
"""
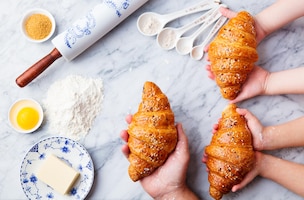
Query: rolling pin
16 0 149 87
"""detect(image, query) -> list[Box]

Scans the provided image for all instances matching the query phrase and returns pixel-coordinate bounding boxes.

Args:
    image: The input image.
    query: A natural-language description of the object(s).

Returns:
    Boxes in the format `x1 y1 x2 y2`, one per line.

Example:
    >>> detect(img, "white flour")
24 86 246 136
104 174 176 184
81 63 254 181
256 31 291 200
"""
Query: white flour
158 29 177 49
43 75 104 140
141 16 162 35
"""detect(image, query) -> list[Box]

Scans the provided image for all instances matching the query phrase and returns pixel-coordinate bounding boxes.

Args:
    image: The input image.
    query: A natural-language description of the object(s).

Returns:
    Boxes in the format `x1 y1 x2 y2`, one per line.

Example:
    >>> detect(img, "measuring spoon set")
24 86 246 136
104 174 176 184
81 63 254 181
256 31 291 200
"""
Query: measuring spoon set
137 0 227 60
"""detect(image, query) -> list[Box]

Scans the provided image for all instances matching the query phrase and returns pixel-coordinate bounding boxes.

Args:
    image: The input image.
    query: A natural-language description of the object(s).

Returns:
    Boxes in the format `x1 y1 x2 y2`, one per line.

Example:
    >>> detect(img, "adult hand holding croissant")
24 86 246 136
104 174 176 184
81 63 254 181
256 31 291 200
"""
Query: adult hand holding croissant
120 115 199 200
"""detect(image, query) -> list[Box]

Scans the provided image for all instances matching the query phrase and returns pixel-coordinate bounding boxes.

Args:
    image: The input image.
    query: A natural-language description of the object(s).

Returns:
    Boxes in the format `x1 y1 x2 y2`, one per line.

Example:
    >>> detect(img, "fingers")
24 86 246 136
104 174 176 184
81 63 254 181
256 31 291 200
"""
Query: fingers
236 108 258 123
235 107 248 116
205 65 216 80
212 123 219 134
231 168 259 192
230 66 269 103
120 129 129 142
176 123 185 139
211 118 221 134
120 114 130 158
202 151 210 173
229 97 240 104
201 152 208 163
121 144 130 158
204 44 210 53
220 7 237 19
121 114 132 142
125 114 132 124
235 108 264 151
175 123 189 153
120 129 130 158
229 82 252 103
236 108 258 126
229 90 248 104
121 121 190 162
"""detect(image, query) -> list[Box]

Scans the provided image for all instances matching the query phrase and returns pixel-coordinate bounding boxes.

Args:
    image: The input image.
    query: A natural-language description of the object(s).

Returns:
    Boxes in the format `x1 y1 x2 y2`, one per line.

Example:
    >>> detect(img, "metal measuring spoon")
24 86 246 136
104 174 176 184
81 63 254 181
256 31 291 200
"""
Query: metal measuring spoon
156 8 217 50
175 6 224 55
137 1 218 36
191 16 227 60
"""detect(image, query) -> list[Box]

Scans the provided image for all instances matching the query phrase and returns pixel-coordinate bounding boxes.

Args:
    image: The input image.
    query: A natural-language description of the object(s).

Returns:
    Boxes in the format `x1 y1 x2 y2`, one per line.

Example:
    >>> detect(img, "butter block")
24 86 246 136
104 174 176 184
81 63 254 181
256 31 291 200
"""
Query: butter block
36 154 80 195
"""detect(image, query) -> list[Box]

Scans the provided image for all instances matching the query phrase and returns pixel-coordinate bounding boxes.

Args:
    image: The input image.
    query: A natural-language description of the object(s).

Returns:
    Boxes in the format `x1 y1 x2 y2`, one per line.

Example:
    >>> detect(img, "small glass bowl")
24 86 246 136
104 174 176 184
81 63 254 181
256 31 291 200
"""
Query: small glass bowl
21 8 56 43
8 98 44 133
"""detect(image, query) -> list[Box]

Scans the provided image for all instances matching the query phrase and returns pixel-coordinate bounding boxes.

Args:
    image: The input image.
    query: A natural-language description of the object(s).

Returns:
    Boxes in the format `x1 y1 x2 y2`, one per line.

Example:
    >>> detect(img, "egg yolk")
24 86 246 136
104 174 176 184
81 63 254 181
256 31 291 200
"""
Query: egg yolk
16 107 40 130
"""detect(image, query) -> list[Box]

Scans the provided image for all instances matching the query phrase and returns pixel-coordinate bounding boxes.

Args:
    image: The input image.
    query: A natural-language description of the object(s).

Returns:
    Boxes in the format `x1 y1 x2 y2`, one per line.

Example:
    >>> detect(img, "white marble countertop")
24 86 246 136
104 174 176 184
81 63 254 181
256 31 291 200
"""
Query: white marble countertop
1 0 304 199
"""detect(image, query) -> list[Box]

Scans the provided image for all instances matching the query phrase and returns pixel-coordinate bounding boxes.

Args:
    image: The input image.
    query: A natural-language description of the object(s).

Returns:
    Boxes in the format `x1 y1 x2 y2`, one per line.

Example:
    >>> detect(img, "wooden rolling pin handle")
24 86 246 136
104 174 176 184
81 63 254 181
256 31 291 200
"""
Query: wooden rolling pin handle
16 48 62 87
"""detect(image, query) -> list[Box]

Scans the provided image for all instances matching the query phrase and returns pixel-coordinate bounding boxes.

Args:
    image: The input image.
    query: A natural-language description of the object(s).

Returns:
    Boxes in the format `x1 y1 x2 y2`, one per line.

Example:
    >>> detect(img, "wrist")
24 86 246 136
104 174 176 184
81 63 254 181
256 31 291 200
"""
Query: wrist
258 153 276 178
261 126 275 150
262 70 272 96
253 15 268 44
154 185 199 200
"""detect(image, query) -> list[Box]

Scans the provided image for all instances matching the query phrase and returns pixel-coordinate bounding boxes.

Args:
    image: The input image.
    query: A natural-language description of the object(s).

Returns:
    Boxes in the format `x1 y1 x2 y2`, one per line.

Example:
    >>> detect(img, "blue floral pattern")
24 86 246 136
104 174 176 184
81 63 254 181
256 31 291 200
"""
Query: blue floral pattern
64 11 96 49
20 137 94 200
104 0 131 17
63 0 134 49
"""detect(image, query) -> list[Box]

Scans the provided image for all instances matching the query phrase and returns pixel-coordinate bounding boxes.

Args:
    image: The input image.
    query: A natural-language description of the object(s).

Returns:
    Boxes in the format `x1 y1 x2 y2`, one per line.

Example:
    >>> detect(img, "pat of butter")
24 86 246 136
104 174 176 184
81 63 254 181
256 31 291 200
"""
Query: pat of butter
36 154 80 195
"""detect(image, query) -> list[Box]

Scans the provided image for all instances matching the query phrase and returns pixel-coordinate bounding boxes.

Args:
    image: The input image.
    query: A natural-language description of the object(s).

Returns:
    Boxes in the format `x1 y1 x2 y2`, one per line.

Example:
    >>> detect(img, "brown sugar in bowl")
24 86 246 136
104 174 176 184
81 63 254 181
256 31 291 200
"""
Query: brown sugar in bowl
21 8 56 43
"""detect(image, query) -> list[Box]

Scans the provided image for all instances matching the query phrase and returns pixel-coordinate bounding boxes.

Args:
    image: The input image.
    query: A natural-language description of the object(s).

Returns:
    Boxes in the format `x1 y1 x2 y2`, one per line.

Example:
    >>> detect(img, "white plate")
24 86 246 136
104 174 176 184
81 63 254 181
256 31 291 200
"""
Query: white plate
20 137 94 200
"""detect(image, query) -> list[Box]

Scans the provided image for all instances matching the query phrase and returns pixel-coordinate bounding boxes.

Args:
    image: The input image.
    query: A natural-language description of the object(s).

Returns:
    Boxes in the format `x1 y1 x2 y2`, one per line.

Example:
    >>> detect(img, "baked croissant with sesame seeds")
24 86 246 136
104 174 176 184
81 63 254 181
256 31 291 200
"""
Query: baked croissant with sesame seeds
208 11 258 100
205 104 255 200
127 81 177 182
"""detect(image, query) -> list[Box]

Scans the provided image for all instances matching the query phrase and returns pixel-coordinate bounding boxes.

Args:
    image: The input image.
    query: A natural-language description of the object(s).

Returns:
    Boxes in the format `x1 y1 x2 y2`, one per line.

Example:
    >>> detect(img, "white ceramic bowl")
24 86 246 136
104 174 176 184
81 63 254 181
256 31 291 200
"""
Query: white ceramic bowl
8 98 44 133
21 8 56 43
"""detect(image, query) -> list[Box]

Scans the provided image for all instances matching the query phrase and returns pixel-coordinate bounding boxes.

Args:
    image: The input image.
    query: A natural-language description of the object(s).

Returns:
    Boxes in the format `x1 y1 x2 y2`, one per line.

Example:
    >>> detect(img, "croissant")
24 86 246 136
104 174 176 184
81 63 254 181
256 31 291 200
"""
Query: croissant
208 11 258 100
127 81 177 182
205 104 255 200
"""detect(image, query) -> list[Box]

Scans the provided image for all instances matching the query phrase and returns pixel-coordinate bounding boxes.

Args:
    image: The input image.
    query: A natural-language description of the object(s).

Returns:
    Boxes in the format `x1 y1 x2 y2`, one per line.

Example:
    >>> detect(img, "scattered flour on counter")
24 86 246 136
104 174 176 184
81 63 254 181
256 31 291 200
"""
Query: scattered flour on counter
43 75 104 140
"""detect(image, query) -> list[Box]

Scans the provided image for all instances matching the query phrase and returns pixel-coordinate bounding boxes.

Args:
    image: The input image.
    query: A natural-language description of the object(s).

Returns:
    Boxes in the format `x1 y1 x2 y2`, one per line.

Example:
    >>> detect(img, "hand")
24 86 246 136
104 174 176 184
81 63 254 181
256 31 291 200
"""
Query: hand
231 151 264 192
120 115 198 199
206 65 269 103
236 108 265 151
202 145 263 194
205 107 267 192
203 7 239 56
202 107 266 193
206 107 265 151
204 7 267 55
218 7 266 43
230 66 270 103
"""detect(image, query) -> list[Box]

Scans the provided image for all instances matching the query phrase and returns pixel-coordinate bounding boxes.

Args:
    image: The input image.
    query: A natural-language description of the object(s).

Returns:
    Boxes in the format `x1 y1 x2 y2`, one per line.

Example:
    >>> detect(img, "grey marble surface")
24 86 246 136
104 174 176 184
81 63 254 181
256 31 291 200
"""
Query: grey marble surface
1 0 304 199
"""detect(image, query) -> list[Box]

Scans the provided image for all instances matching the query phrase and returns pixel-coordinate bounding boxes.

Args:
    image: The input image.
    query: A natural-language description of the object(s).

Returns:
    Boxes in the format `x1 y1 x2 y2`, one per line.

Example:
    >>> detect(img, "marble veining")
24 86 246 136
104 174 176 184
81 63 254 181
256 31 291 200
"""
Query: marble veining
0 0 304 199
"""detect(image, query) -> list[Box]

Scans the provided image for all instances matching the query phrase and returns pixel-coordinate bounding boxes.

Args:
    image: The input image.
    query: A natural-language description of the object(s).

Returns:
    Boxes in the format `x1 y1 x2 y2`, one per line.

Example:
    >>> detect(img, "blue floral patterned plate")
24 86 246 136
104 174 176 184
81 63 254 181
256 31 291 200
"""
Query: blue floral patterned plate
20 136 94 200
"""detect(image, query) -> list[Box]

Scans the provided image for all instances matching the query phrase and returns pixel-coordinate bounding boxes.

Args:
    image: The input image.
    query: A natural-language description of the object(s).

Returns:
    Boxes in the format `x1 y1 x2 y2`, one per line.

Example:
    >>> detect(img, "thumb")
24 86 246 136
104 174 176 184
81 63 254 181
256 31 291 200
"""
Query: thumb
231 169 259 192
168 123 190 168
229 91 248 104
175 123 189 154
236 108 259 126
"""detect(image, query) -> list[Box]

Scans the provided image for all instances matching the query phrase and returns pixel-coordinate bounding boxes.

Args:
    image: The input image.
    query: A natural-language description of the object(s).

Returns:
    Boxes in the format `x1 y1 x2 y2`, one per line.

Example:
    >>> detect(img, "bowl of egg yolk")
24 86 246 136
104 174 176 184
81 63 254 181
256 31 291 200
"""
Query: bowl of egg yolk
9 98 43 133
